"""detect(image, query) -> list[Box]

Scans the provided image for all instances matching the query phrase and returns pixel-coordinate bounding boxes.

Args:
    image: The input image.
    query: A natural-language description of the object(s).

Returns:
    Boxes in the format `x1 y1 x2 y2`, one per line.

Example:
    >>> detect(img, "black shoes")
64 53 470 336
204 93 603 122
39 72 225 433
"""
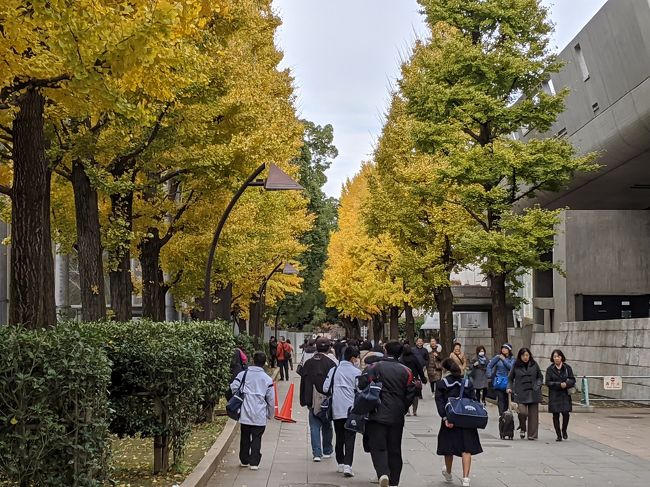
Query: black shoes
562 431 568 440
556 436 562 442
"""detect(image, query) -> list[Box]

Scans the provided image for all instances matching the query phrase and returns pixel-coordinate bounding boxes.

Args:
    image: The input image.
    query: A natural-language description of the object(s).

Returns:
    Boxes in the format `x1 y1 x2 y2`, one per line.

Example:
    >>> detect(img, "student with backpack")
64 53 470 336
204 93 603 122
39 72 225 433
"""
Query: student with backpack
228 351 275 470
323 346 361 478
436 358 483 487
358 341 416 487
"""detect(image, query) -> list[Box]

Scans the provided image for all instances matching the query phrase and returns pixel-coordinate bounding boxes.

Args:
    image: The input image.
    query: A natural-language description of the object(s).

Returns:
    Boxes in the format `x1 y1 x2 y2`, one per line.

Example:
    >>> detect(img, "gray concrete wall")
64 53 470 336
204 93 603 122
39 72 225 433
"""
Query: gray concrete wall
531 319 650 401
553 210 650 323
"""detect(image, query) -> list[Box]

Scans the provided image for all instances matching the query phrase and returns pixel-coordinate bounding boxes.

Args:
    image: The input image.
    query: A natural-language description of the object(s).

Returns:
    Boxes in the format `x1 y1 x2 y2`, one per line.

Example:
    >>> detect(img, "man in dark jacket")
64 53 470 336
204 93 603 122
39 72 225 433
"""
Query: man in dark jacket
269 336 278 368
358 341 415 487
413 337 429 369
299 337 337 461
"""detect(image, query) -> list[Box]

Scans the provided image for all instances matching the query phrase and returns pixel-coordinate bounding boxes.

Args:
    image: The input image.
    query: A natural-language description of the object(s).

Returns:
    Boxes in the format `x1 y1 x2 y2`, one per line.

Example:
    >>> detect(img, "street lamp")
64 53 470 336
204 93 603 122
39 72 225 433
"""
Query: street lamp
249 261 299 342
203 163 303 320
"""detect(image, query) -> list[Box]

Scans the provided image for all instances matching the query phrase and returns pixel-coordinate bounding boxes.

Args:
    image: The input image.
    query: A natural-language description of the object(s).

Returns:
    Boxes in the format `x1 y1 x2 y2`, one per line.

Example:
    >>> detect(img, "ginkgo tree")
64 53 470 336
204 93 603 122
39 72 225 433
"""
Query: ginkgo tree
321 163 406 340
364 94 475 353
0 0 219 327
400 0 599 352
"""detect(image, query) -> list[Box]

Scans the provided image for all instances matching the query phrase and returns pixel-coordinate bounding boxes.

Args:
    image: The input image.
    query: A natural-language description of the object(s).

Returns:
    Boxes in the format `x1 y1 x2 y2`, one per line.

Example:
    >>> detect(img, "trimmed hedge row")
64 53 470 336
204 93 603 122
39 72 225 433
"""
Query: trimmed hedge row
0 320 235 486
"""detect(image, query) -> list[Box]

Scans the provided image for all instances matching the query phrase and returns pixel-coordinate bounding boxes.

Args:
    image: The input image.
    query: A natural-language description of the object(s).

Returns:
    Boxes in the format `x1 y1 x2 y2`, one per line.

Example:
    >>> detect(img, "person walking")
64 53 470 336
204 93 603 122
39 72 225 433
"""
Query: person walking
470 345 489 405
276 336 292 381
437 358 483 487
449 342 469 375
545 349 576 441
508 348 543 440
399 344 427 416
427 338 443 398
298 338 337 462
359 341 415 487
229 346 248 382
486 344 515 416
229 351 275 470
413 337 429 371
268 336 278 368
323 346 361 478
285 339 295 370
361 342 384 370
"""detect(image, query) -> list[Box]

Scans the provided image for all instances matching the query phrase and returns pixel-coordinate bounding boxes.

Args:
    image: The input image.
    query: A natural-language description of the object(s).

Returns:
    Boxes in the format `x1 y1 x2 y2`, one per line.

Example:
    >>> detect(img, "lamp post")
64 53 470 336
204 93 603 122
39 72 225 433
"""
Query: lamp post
250 262 298 344
203 164 303 320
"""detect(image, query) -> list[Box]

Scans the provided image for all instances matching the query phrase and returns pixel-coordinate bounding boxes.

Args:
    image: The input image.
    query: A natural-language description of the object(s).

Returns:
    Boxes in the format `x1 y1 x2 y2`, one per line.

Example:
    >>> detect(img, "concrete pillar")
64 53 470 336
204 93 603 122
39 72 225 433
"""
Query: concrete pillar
165 284 178 322
55 251 71 319
0 222 8 325
543 309 552 333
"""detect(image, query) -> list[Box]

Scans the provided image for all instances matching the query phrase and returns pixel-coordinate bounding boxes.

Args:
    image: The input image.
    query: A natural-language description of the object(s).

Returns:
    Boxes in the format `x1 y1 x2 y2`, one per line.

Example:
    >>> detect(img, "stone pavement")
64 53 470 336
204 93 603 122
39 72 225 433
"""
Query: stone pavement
208 375 650 487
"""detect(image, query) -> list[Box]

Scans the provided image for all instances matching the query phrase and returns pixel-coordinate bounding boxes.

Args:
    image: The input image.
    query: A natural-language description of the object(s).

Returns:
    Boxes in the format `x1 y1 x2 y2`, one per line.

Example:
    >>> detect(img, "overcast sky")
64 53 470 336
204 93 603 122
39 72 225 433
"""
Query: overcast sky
272 0 609 197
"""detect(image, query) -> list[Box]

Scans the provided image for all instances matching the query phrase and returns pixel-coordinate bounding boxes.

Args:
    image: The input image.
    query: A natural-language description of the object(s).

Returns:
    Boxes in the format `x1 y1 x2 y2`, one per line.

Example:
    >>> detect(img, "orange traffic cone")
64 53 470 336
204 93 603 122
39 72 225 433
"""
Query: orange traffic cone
273 382 279 417
275 383 297 423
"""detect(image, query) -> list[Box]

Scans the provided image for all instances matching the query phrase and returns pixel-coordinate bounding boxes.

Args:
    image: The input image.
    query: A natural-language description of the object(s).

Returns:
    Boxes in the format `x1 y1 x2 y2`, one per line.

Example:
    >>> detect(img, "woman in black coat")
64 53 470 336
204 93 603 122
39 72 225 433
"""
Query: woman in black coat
436 358 482 486
545 349 576 441
400 344 427 416
507 348 543 440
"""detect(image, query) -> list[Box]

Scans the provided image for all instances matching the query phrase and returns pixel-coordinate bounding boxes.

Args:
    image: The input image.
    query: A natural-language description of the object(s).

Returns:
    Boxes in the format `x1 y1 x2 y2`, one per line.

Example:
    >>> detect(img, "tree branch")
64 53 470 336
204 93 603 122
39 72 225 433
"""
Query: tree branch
0 74 70 102
157 168 189 185
0 124 11 136
117 102 171 164
160 190 195 247
511 180 548 203
53 166 72 181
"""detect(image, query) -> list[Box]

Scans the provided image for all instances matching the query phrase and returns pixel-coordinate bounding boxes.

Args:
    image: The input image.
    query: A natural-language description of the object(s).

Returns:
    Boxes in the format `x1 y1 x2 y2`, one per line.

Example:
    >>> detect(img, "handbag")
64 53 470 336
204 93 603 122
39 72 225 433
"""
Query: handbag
318 366 338 422
226 370 248 420
492 375 508 391
352 380 383 415
445 378 489 429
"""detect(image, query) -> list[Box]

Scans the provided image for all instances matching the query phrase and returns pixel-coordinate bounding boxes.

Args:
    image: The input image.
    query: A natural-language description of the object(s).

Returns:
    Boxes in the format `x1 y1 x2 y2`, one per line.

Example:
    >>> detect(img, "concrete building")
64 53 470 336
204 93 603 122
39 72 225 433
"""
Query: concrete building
520 0 650 332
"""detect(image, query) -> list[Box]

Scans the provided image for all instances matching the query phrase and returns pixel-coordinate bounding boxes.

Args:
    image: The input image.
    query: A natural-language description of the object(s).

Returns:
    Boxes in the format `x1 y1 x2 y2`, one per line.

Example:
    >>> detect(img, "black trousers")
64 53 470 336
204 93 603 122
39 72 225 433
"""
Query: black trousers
475 388 487 403
496 389 509 416
429 379 437 395
365 421 404 486
333 418 356 466
269 354 277 368
552 412 570 436
278 359 289 380
239 424 266 466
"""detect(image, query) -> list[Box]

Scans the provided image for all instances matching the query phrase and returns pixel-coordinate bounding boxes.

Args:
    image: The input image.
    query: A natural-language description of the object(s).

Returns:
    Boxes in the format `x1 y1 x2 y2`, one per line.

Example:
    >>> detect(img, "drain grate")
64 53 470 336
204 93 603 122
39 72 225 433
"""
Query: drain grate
413 433 436 437
606 415 643 419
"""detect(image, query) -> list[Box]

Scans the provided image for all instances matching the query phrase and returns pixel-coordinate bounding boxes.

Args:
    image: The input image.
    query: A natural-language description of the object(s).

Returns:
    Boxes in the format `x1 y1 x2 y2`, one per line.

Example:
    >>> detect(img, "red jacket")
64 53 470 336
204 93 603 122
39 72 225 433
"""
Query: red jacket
276 342 291 361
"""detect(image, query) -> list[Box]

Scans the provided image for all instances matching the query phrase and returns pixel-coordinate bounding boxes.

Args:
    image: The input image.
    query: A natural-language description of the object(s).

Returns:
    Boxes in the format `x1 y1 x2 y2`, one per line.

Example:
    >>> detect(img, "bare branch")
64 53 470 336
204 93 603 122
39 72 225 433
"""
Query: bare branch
157 168 189 185
0 74 70 102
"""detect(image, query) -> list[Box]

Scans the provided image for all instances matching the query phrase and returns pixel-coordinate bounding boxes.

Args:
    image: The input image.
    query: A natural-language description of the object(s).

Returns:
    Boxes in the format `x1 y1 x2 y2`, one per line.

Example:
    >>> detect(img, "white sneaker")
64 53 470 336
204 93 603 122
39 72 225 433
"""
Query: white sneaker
370 476 379 484
379 474 390 487
313 456 321 462
322 454 331 459
239 463 249 467
462 477 471 487
432 393 436 399
249 465 259 471
343 465 355 477
337 464 344 473
442 468 453 483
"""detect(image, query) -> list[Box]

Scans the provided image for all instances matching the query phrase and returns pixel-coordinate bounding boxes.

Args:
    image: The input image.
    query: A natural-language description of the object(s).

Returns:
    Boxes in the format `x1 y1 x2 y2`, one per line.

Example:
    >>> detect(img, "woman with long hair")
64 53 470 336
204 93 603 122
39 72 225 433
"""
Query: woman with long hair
470 345 489 405
507 348 543 440
399 344 427 416
545 349 576 441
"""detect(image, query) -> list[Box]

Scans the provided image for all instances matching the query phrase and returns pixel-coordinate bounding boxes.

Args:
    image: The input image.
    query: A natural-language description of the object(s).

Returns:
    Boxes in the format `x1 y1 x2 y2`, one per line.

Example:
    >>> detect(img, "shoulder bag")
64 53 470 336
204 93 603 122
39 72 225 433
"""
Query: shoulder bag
226 370 248 420
318 366 338 422
445 378 489 429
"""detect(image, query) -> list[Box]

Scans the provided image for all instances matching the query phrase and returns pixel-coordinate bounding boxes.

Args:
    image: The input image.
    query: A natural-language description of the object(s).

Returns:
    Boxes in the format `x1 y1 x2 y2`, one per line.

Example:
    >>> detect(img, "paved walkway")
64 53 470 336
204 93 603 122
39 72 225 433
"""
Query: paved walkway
208 376 650 487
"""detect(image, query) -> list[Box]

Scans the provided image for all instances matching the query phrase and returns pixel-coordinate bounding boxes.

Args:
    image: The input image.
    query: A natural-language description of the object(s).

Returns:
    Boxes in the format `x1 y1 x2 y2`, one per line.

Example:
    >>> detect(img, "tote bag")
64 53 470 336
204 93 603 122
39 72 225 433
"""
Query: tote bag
226 370 248 420
445 378 489 429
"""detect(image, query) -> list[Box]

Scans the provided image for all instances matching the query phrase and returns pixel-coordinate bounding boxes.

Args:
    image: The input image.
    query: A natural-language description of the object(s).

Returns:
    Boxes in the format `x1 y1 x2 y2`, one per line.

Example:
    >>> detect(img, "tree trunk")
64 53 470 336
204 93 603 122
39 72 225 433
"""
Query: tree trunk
404 302 415 344
153 434 169 474
389 305 399 340
372 314 383 344
109 192 133 321
139 230 167 322
71 159 106 321
9 89 56 328
350 317 361 339
213 282 232 321
248 299 260 345
490 273 509 355
434 285 454 356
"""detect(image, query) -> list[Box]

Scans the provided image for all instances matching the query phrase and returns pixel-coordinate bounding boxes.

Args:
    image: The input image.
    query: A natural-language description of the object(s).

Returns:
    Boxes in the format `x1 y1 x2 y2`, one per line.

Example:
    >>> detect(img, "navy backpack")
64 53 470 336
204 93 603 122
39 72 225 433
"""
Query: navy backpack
445 378 489 429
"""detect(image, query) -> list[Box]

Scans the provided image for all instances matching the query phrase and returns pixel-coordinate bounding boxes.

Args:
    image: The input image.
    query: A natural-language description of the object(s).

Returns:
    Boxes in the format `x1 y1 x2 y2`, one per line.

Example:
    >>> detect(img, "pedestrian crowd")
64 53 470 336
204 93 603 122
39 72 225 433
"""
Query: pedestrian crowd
227 335 577 486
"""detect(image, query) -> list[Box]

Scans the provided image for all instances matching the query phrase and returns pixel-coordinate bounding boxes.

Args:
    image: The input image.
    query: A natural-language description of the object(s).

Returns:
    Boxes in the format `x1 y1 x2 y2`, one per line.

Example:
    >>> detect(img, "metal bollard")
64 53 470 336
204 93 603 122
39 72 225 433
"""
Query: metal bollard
581 377 590 407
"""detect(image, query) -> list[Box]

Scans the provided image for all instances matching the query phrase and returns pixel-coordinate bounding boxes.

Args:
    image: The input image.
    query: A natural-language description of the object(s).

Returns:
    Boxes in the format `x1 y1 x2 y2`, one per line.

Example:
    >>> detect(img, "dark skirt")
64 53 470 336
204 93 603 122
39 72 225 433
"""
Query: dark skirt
437 420 483 456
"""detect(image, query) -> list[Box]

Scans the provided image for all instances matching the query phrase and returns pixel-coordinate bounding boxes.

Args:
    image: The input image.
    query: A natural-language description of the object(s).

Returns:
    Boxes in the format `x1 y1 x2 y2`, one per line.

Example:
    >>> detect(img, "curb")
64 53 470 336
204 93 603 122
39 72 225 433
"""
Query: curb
180 418 238 487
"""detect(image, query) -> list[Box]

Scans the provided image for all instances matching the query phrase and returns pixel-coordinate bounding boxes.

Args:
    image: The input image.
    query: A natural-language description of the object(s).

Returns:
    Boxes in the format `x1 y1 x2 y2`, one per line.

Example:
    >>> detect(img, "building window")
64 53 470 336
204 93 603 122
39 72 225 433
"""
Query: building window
542 79 556 95
574 43 590 81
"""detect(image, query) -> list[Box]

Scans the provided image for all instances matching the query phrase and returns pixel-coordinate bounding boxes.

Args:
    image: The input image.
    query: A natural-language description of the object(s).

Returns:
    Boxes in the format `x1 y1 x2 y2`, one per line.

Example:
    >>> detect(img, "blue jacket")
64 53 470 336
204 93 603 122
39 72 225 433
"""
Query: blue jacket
486 354 514 379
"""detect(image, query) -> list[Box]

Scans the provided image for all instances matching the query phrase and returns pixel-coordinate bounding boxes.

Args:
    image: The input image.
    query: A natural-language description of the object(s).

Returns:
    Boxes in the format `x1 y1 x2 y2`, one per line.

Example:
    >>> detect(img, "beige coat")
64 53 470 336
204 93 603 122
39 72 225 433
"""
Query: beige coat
449 351 468 374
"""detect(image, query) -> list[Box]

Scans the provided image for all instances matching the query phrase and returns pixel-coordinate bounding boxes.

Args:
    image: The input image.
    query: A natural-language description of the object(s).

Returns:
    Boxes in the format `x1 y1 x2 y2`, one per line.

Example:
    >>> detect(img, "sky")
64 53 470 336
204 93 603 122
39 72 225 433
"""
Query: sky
272 0 610 197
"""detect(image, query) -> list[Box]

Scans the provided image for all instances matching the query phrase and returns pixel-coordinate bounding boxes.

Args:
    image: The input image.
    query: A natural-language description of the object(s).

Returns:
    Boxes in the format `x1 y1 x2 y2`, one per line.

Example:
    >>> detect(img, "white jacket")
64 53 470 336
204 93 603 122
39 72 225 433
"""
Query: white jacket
230 366 275 426
323 360 361 420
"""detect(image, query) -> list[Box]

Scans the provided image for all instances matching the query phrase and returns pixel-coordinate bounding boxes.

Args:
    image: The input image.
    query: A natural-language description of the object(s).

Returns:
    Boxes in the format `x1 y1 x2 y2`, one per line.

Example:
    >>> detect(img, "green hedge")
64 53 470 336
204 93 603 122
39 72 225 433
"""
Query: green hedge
0 320 235 482
0 325 112 487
